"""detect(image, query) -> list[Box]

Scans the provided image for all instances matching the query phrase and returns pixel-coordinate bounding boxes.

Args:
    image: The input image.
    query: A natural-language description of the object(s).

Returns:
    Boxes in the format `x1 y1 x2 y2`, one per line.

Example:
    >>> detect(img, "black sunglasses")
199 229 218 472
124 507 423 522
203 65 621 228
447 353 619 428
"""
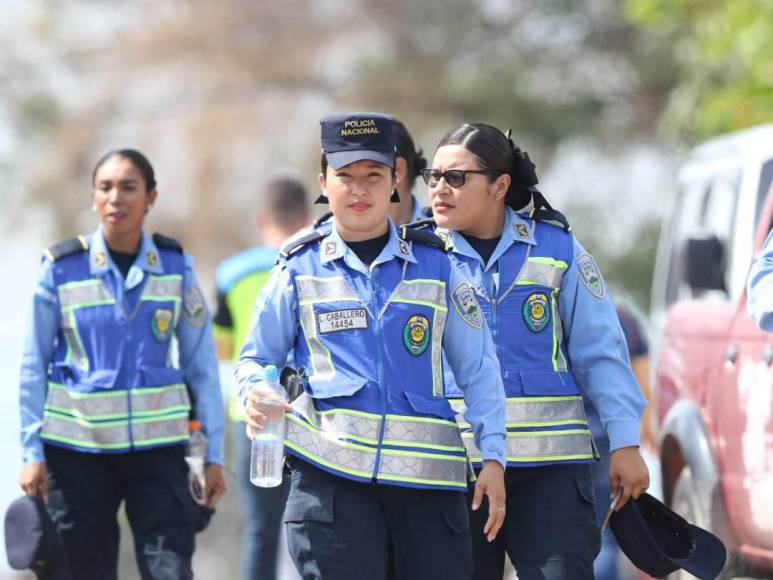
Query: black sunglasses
419 168 499 188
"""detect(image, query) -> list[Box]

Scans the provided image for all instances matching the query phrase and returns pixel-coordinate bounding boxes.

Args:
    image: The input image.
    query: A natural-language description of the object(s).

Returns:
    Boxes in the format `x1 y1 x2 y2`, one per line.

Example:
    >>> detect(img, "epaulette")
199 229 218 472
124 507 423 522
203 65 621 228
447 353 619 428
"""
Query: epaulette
152 233 184 253
43 236 88 262
278 228 327 260
399 221 447 251
530 208 571 233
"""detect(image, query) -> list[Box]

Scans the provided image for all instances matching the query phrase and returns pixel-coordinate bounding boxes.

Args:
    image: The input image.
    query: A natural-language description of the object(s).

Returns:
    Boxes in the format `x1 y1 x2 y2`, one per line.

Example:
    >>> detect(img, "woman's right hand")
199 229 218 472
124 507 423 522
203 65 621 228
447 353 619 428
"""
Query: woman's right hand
244 386 292 439
19 462 48 502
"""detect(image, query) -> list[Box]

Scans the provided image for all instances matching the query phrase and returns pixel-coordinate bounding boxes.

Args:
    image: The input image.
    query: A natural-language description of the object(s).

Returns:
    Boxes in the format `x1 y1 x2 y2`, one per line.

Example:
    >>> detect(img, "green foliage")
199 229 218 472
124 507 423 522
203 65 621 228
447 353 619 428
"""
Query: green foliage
624 0 773 141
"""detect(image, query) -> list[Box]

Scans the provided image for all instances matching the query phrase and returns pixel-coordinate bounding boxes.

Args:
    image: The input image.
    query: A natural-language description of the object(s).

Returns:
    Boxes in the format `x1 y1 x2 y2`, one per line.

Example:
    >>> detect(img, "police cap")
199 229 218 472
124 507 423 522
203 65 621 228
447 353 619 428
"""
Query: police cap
320 112 396 170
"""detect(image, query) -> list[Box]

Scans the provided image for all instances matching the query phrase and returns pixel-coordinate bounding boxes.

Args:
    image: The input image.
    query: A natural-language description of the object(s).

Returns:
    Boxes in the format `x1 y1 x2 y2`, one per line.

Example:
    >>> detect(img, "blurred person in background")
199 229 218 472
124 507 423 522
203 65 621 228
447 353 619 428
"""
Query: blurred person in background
390 120 429 225
748 228 773 331
421 123 649 580
238 112 507 580
212 177 309 580
17 149 226 580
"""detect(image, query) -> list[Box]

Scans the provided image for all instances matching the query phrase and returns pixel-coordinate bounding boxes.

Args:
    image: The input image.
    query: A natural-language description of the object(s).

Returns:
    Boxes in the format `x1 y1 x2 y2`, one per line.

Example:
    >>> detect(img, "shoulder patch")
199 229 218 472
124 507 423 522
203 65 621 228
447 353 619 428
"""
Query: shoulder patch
279 228 327 260
451 282 483 328
44 236 88 262
576 253 605 298
399 223 447 251
152 233 184 253
183 285 207 327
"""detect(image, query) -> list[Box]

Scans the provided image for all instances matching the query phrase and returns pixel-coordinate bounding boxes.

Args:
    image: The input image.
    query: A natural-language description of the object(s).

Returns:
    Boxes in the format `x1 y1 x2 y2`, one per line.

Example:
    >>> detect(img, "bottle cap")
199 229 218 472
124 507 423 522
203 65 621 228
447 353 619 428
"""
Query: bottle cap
189 419 202 431
265 365 280 382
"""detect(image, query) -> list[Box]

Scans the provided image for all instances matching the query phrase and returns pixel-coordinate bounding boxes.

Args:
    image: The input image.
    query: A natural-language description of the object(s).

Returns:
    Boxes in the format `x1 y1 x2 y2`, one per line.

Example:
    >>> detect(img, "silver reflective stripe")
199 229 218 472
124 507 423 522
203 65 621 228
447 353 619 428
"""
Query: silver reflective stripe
551 290 568 372
131 384 190 416
285 414 377 479
295 275 364 381
295 275 359 304
41 414 130 450
287 395 468 486
62 313 89 370
389 279 446 308
515 258 567 288
379 451 468 488
461 429 594 462
141 275 183 300
298 303 336 381
451 396 588 428
133 414 190 446
58 280 114 310
388 280 448 397
46 383 128 420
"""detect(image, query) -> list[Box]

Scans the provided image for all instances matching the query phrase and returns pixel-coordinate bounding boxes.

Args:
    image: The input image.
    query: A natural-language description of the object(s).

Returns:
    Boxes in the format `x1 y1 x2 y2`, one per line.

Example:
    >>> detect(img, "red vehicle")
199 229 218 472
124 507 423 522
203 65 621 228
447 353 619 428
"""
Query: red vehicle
650 125 773 578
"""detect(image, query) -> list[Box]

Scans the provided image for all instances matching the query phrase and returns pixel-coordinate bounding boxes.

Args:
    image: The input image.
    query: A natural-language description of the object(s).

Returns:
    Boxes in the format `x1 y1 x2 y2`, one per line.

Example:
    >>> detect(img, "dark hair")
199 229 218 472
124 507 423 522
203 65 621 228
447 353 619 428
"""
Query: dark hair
394 120 427 189
92 149 157 191
436 123 539 211
263 177 309 226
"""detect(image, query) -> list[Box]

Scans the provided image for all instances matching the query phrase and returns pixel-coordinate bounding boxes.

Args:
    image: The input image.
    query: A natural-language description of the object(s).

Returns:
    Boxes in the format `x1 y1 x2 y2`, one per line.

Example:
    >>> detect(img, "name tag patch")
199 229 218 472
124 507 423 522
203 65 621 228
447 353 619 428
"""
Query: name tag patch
317 308 368 334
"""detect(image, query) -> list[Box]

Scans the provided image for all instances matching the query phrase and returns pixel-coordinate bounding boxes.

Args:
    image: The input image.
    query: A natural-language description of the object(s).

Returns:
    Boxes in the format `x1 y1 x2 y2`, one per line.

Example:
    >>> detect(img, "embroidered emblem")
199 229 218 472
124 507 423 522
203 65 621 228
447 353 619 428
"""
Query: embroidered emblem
146 251 158 267
451 282 482 329
398 239 410 256
403 314 431 356
324 241 337 256
515 223 531 238
94 252 107 268
151 308 174 342
317 308 368 333
183 285 206 327
523 292 551 333
576 253 605 298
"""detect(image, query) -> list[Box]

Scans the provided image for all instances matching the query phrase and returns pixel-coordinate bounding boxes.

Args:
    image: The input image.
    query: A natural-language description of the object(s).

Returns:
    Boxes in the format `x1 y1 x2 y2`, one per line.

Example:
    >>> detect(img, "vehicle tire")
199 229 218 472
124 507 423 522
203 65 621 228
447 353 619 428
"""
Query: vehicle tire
669 467 745 580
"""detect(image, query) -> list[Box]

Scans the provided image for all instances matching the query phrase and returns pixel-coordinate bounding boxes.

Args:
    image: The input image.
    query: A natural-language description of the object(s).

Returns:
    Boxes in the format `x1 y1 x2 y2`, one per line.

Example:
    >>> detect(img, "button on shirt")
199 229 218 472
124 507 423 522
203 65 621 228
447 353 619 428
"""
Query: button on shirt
236 220 507 466
19 228 224 465
443 208 646 452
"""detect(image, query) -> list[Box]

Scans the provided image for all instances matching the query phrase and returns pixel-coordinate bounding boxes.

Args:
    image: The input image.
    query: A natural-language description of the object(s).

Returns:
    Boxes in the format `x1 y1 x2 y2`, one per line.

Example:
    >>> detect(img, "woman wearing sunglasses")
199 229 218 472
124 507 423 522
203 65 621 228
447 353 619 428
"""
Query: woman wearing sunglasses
418 123 649 580
17 149 226 579
237 113 507 580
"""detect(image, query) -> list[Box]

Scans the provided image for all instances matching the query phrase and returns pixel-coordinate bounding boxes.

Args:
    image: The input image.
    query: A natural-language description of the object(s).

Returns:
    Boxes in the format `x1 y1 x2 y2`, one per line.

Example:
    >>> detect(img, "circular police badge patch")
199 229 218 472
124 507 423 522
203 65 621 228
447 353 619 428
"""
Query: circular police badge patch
403 314 431 356
523 292 551 333
151 308 174 342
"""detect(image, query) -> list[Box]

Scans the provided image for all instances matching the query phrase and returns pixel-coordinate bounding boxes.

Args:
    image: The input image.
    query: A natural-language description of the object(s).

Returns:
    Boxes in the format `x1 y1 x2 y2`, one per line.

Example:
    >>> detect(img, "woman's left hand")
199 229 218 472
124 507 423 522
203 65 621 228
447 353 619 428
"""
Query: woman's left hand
471 460 506 542
205 464 227 508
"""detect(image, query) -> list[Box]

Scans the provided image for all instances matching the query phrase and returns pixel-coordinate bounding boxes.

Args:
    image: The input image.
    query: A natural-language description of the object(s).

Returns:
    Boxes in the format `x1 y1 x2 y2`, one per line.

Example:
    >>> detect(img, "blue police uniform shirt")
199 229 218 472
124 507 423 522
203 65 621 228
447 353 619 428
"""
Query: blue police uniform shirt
748 230 773 331
443 207 646 452
19 227 225 465
236 219 507 466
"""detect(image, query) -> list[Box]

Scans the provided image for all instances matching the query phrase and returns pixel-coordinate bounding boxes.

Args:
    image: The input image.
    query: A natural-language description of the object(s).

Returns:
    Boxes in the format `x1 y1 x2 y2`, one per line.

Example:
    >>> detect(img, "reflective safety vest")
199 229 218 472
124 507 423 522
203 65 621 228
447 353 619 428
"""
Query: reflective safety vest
40 234 191 454
443 217 597 467
280 229 470 491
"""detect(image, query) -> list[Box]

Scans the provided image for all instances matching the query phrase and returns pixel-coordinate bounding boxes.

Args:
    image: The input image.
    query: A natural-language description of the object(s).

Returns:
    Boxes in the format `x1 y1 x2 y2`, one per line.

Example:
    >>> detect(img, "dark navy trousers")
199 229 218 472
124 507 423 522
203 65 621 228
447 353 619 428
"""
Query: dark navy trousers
284 457 473 580
44 444 198 580
469 463 600 580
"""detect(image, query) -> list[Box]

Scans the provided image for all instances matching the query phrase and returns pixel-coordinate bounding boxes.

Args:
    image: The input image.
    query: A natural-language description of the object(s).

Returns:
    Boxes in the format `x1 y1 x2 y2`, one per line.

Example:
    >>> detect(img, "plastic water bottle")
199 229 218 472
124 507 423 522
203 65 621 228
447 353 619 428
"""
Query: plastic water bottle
186 420 208 505
249 365 287 487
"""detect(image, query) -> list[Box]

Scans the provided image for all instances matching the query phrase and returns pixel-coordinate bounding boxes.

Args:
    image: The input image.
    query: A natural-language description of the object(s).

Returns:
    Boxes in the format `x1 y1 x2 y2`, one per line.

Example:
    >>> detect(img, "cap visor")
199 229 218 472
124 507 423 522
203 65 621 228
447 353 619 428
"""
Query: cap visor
670 524 727 580
326 150 394 170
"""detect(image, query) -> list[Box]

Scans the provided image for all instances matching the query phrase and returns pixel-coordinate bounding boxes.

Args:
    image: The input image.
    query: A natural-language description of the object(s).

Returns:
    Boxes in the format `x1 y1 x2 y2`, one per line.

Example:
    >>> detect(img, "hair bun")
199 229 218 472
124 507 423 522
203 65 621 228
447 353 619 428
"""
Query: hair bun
511 147 538 188
414 150 427 175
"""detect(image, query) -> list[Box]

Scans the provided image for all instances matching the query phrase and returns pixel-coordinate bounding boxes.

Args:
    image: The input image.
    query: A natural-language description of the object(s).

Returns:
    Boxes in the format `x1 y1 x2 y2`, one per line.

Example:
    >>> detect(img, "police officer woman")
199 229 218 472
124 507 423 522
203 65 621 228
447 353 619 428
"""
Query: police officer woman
18 149 226 580
237 112 507 580
420 123 650 580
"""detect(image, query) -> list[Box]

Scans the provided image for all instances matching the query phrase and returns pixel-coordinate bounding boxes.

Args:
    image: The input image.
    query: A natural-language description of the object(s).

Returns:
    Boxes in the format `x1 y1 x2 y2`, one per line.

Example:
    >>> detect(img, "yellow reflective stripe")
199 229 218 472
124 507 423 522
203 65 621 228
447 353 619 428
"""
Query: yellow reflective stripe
505 419 589 428
43 405 128 422
40 433 129 450
389 298 448 311
43 412 128 428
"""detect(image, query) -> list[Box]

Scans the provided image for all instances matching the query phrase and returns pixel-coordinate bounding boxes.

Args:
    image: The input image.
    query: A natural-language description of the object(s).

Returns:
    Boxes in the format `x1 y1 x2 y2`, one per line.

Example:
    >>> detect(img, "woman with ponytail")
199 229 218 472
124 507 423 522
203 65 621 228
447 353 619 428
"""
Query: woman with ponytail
420 123 649 580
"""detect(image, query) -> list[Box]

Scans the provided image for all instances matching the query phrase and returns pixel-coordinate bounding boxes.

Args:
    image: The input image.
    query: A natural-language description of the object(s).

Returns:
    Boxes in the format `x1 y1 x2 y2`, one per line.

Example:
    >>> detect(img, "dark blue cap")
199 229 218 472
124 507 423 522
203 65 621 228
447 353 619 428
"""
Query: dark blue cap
320 112 396 170
610 493 726 579
4 495 69 579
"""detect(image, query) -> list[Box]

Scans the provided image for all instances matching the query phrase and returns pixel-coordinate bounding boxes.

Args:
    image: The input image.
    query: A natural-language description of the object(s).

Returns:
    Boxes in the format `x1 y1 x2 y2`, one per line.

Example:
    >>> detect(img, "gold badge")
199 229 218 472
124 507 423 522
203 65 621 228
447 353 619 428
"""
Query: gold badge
94 252 107 268
516 224 531 238
146 251 158 267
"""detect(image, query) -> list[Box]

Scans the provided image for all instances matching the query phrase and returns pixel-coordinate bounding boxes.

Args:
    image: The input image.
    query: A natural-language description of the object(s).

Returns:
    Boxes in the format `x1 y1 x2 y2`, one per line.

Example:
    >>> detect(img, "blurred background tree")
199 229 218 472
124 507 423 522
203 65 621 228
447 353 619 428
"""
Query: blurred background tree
625 0 773 142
